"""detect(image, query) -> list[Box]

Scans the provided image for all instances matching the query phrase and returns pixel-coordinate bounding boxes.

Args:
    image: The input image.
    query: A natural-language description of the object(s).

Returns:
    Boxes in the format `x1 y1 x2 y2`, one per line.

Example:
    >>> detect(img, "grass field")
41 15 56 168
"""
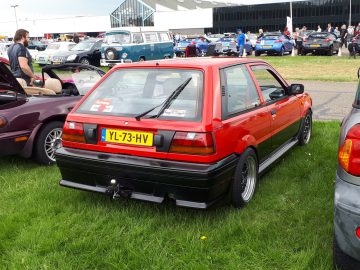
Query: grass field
0 122 339 269
33 55 360 83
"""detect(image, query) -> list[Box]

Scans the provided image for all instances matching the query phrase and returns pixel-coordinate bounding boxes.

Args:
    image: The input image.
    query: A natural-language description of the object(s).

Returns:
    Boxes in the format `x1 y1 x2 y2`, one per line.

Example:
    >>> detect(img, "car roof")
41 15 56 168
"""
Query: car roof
112 57 267 70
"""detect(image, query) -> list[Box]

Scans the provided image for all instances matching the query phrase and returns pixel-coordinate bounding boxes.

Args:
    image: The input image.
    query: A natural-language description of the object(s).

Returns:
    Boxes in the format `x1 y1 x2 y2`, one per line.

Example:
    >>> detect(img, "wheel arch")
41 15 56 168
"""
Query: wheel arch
233 135 259 162
19 115 67 158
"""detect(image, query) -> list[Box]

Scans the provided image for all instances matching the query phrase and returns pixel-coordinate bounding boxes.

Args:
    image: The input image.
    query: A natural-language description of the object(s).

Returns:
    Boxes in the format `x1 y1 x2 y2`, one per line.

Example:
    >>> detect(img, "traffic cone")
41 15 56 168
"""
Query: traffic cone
338 48 342 56
291 47 295 56
242 48 247 57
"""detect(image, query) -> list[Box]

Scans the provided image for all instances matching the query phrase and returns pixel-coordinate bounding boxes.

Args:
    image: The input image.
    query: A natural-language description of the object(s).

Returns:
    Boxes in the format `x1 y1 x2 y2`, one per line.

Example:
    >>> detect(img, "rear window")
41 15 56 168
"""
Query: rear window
76 69 204 121
309 33 329 39
263 35 280 40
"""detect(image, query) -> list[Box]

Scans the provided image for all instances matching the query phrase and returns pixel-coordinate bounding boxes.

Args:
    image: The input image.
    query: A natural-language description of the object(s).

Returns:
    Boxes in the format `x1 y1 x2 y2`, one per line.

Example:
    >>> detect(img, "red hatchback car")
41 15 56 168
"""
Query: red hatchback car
56 58 312 209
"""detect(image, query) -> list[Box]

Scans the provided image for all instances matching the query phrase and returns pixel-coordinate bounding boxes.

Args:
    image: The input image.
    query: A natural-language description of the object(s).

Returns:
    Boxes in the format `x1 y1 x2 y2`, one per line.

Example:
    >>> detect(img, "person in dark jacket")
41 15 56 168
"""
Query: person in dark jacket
7 29 40 86
340 24 348 48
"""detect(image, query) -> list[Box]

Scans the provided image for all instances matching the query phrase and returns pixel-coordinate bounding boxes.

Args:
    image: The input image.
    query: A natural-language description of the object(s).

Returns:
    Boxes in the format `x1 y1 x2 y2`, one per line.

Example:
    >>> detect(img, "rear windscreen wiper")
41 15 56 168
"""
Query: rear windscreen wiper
134 77 192 121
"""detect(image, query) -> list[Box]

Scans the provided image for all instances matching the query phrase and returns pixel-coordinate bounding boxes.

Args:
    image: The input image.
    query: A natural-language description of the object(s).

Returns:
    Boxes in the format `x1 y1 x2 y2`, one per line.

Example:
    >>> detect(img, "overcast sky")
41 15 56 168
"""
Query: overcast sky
1 0 297 22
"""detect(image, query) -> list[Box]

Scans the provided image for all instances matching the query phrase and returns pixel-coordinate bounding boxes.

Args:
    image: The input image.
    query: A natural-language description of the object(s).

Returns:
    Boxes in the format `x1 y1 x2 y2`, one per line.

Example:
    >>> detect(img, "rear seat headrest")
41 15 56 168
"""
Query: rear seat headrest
44 78 62 94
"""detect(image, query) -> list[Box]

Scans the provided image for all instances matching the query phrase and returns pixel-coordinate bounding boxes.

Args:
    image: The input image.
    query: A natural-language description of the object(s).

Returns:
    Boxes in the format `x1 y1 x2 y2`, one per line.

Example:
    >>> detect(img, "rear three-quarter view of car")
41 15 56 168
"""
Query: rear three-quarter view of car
56 58 312 209
333 68 360 270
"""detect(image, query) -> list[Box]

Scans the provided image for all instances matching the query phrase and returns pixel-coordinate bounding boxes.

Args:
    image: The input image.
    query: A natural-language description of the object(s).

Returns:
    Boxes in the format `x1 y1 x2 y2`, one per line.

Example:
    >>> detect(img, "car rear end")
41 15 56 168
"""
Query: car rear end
174 40 190 57
255 34 283 55
302 33 333 55
334 80 360 268
56 63 236 208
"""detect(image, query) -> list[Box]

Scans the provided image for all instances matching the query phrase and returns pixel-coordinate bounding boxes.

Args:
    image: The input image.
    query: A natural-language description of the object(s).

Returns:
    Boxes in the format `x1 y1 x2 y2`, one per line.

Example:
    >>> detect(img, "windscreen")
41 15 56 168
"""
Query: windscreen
51 67 102 95
71 42 94 51
76 68 204 121
104 32 131 44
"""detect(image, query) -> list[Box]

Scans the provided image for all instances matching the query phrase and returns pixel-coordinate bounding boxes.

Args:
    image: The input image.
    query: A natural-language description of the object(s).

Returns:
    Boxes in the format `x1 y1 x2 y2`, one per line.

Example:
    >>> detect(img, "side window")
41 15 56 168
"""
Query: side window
158 32 171 42
144 33 158 43
94 41 102 50
222 65 260 117
132 33 144 43
251 67 287 103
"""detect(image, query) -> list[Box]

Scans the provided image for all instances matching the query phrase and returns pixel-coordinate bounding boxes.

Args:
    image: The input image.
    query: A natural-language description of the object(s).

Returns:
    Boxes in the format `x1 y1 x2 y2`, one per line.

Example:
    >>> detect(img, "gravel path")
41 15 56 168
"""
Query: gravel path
289 80 358 121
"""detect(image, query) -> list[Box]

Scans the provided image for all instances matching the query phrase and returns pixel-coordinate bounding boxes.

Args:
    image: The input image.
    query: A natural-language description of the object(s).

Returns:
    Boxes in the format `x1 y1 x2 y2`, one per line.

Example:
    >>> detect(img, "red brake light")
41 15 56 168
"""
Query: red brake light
324 38 331 42
275 39 283 43
191 41 197 45
338 124 360 175
169 132 215 155
356 227 360 239
256 40 260 43
62 121 85 143
303 38 308 43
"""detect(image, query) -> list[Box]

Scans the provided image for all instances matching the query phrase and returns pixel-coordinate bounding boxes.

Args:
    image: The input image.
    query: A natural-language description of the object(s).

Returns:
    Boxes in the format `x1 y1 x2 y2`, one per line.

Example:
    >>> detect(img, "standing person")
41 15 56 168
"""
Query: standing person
257 28 264 40
73 34 80 44
327 23 334 33
237 29 245 57
317 25 322 32
334 26 340 37
340 24 348 48
283 26 290 36
7 29 40 86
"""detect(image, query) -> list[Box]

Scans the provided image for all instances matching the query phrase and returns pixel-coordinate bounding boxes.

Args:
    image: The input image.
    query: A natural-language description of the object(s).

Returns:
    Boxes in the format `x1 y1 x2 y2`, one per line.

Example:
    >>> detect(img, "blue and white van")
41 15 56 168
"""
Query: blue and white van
100 29 174 66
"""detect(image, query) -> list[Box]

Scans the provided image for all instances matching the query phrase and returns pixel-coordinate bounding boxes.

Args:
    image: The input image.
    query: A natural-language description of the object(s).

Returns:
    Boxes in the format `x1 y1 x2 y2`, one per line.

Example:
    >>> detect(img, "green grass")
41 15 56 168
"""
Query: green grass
262 56 360 82
0 122 339 269
33 56 360 83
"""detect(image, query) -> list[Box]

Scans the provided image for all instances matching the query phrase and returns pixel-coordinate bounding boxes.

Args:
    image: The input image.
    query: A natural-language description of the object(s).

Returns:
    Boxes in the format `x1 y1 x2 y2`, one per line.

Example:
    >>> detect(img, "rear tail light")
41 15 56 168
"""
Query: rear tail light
169 132 215 155
303 38 308 43
356 227 360 239
275 39 283 43
62 121 85 143
324 38 331 42
191 41 197 45
256 40 260 44
338 124 360 175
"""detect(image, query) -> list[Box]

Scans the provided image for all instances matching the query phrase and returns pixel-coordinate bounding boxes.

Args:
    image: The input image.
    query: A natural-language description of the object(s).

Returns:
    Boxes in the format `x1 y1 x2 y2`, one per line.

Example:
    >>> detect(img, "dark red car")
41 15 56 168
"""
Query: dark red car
0 58 105 164
56 58 312 208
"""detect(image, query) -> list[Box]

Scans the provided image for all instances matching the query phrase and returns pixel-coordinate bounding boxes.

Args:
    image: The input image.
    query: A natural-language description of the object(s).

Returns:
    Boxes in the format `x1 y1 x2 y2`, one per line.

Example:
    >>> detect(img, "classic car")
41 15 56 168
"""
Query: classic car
333 68 360 270
0 57 105 165
255 32 294 56
56 57 312 209
52 39 103 66
35 42 76 65
174 36 211 57
301 32 341 56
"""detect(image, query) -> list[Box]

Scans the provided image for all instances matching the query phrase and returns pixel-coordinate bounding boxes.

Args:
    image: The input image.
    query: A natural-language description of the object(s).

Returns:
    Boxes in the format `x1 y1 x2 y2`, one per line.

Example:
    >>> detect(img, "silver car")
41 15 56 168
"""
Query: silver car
333 68 360 269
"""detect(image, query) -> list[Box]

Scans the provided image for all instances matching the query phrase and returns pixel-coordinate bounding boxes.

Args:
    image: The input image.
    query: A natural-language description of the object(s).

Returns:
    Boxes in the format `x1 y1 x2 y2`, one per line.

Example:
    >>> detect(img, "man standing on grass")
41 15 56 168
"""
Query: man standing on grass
7 29 40 86
237 29 245 57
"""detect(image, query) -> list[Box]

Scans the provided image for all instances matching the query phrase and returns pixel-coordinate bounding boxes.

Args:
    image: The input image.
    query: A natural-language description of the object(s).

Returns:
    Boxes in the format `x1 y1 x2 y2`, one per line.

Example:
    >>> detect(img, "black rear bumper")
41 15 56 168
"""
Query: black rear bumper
56 147 238 209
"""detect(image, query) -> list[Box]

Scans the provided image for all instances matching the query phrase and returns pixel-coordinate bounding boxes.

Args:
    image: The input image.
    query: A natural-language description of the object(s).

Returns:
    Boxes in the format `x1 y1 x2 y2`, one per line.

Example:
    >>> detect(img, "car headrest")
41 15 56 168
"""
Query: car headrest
44 78 62 93
16 78 27 88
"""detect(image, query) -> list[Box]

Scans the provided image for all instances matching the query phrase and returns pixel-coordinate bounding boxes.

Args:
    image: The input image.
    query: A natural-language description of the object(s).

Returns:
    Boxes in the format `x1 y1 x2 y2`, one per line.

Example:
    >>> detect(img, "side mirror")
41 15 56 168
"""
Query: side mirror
358 67 360 79
289 84 304 95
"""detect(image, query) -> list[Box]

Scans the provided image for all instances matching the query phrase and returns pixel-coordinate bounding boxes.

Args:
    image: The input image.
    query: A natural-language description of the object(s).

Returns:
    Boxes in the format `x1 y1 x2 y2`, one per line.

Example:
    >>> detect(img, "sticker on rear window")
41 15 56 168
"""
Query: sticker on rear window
162 109 186 117
90 99 114 112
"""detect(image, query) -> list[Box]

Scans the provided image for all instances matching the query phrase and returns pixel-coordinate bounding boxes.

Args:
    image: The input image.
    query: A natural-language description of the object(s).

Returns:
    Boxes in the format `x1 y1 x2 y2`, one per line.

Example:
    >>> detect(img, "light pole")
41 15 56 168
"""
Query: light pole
349 0 352 27
11 5 19 30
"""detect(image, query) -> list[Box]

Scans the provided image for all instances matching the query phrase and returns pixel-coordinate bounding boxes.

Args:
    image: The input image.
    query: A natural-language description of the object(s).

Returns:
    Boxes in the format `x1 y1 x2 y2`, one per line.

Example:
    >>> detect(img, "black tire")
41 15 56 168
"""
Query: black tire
298 111 312 146
333 234 360 270
139 56 145 62
105 47 118 60
80 57 90 65
279 47 284 56
34 121 64 165
327 46 333 56
231 148 258 208
255 51 260 56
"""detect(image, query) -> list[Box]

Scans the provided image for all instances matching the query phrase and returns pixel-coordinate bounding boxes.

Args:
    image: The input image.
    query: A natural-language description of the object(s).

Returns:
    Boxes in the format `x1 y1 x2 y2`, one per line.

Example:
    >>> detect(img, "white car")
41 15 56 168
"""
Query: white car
0 42 11 60
247 34 258 48
35 42 75 65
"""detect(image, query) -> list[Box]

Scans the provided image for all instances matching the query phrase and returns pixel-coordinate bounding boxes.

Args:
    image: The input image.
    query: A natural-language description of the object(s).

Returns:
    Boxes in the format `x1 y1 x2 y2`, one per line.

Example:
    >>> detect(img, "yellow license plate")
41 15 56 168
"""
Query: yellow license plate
310 44 320 47
53 61 61 65
263 45 272 48
101 128 153 146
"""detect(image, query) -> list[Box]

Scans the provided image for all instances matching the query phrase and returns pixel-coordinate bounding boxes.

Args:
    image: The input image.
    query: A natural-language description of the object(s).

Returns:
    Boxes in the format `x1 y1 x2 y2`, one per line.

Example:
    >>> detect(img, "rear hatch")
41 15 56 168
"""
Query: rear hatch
62 67 215 162
260 35 281 48
306 33 331 47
